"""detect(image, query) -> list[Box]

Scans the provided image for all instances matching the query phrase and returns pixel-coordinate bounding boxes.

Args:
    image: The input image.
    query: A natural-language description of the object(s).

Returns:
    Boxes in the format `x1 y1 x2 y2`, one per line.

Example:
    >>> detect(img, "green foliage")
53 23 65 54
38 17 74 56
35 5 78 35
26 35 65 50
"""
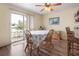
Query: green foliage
15 20 24 30
15 20 27 30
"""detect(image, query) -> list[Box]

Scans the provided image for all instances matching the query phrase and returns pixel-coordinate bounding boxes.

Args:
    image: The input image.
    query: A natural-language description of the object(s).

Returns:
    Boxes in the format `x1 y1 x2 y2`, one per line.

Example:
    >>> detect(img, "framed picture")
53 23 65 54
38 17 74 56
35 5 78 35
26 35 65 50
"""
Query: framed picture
49 17 60 25
74 14 79 22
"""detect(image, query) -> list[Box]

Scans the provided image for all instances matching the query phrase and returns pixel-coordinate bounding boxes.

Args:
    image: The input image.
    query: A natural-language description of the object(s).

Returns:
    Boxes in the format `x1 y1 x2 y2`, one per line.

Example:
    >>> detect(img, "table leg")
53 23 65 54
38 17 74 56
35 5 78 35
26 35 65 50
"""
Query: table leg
37 46 39 56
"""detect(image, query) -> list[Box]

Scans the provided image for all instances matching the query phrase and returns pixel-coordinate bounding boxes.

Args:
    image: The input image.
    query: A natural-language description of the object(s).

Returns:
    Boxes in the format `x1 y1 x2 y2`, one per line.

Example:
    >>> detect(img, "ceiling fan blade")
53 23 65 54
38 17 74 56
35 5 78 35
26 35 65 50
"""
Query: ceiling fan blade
35 5 42 6
50 3 62 6
40 8 45 12
35 5 44 6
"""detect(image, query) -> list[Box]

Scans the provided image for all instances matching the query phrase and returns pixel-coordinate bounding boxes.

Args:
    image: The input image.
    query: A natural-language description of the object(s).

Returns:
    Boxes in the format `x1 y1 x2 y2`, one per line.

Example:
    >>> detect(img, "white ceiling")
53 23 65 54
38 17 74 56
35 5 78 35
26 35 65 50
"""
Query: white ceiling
10 3 79 15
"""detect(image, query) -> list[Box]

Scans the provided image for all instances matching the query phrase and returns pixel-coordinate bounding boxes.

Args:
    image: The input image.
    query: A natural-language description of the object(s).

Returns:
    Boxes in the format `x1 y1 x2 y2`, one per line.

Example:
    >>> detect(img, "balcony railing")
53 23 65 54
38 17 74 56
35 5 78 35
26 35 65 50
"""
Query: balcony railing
11 29 24 42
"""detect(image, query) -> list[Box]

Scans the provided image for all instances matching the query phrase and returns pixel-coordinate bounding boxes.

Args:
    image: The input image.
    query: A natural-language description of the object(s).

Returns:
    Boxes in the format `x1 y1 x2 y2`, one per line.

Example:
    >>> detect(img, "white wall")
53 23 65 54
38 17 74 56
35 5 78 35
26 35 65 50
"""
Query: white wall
43 6 79 39
33 15 43 30
0 4 11 47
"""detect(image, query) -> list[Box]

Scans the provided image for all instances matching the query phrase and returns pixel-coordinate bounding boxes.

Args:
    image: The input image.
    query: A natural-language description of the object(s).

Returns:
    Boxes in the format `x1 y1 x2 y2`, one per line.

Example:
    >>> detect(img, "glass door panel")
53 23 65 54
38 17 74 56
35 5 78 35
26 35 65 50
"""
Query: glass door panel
11 13 24 42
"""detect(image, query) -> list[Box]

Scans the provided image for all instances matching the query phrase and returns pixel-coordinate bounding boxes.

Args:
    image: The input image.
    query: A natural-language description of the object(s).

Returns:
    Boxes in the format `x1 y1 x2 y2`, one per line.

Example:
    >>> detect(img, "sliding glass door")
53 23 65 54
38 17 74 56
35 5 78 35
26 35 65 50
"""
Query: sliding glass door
10 12 34 43
11 13 27 42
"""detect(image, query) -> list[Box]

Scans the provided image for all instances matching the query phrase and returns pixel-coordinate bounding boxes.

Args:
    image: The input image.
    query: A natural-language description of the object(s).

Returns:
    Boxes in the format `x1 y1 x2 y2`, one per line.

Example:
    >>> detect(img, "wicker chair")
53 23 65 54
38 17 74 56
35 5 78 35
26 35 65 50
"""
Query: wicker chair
41 29 54 48
24 30 34 55
66 27 74 56
34 29 54 56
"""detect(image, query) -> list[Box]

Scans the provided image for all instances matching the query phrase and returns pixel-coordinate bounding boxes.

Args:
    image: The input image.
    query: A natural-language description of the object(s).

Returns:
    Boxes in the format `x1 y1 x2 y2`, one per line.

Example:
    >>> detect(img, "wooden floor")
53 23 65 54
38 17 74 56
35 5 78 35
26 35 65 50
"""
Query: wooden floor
36 40 67 56
0 41 27 56
0 40 78 56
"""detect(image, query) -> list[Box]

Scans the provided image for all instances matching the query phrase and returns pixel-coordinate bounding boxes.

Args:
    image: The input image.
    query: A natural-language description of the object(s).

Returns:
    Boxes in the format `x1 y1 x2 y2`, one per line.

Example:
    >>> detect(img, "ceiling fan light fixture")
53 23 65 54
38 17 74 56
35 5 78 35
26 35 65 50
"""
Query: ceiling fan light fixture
45 6 52 11
35 3 62 12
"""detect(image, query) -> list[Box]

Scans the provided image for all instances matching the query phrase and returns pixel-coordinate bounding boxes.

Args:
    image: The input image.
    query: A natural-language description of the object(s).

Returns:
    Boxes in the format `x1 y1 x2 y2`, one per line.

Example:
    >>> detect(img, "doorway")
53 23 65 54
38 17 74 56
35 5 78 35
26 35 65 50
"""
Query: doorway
10 13 27 43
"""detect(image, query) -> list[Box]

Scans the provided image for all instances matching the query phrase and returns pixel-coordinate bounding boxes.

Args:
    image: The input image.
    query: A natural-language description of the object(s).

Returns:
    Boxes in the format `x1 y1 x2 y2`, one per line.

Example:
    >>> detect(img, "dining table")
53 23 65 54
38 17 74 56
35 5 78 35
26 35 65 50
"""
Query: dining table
30 30 49 45
30 30 49 55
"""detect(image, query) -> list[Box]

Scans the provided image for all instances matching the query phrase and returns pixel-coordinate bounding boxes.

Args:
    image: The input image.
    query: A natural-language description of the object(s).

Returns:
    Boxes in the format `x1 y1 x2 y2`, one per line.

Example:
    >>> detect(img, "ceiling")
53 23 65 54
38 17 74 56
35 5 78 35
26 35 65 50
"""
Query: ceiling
10 3 79 15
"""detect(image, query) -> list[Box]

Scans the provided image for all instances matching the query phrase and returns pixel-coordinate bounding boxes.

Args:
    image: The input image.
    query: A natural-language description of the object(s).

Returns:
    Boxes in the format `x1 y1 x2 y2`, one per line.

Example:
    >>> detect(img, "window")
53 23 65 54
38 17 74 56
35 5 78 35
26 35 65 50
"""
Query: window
11 13 24 42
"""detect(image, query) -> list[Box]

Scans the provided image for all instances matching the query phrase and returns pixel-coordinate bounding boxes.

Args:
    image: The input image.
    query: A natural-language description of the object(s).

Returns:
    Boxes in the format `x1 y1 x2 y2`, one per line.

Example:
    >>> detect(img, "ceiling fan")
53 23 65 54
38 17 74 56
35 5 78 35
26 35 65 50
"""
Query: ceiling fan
35 3 62 12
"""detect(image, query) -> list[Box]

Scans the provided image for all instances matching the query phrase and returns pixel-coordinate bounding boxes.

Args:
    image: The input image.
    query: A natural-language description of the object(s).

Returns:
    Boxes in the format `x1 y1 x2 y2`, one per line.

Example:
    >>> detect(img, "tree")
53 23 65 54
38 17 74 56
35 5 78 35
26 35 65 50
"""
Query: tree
15 20 24 30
